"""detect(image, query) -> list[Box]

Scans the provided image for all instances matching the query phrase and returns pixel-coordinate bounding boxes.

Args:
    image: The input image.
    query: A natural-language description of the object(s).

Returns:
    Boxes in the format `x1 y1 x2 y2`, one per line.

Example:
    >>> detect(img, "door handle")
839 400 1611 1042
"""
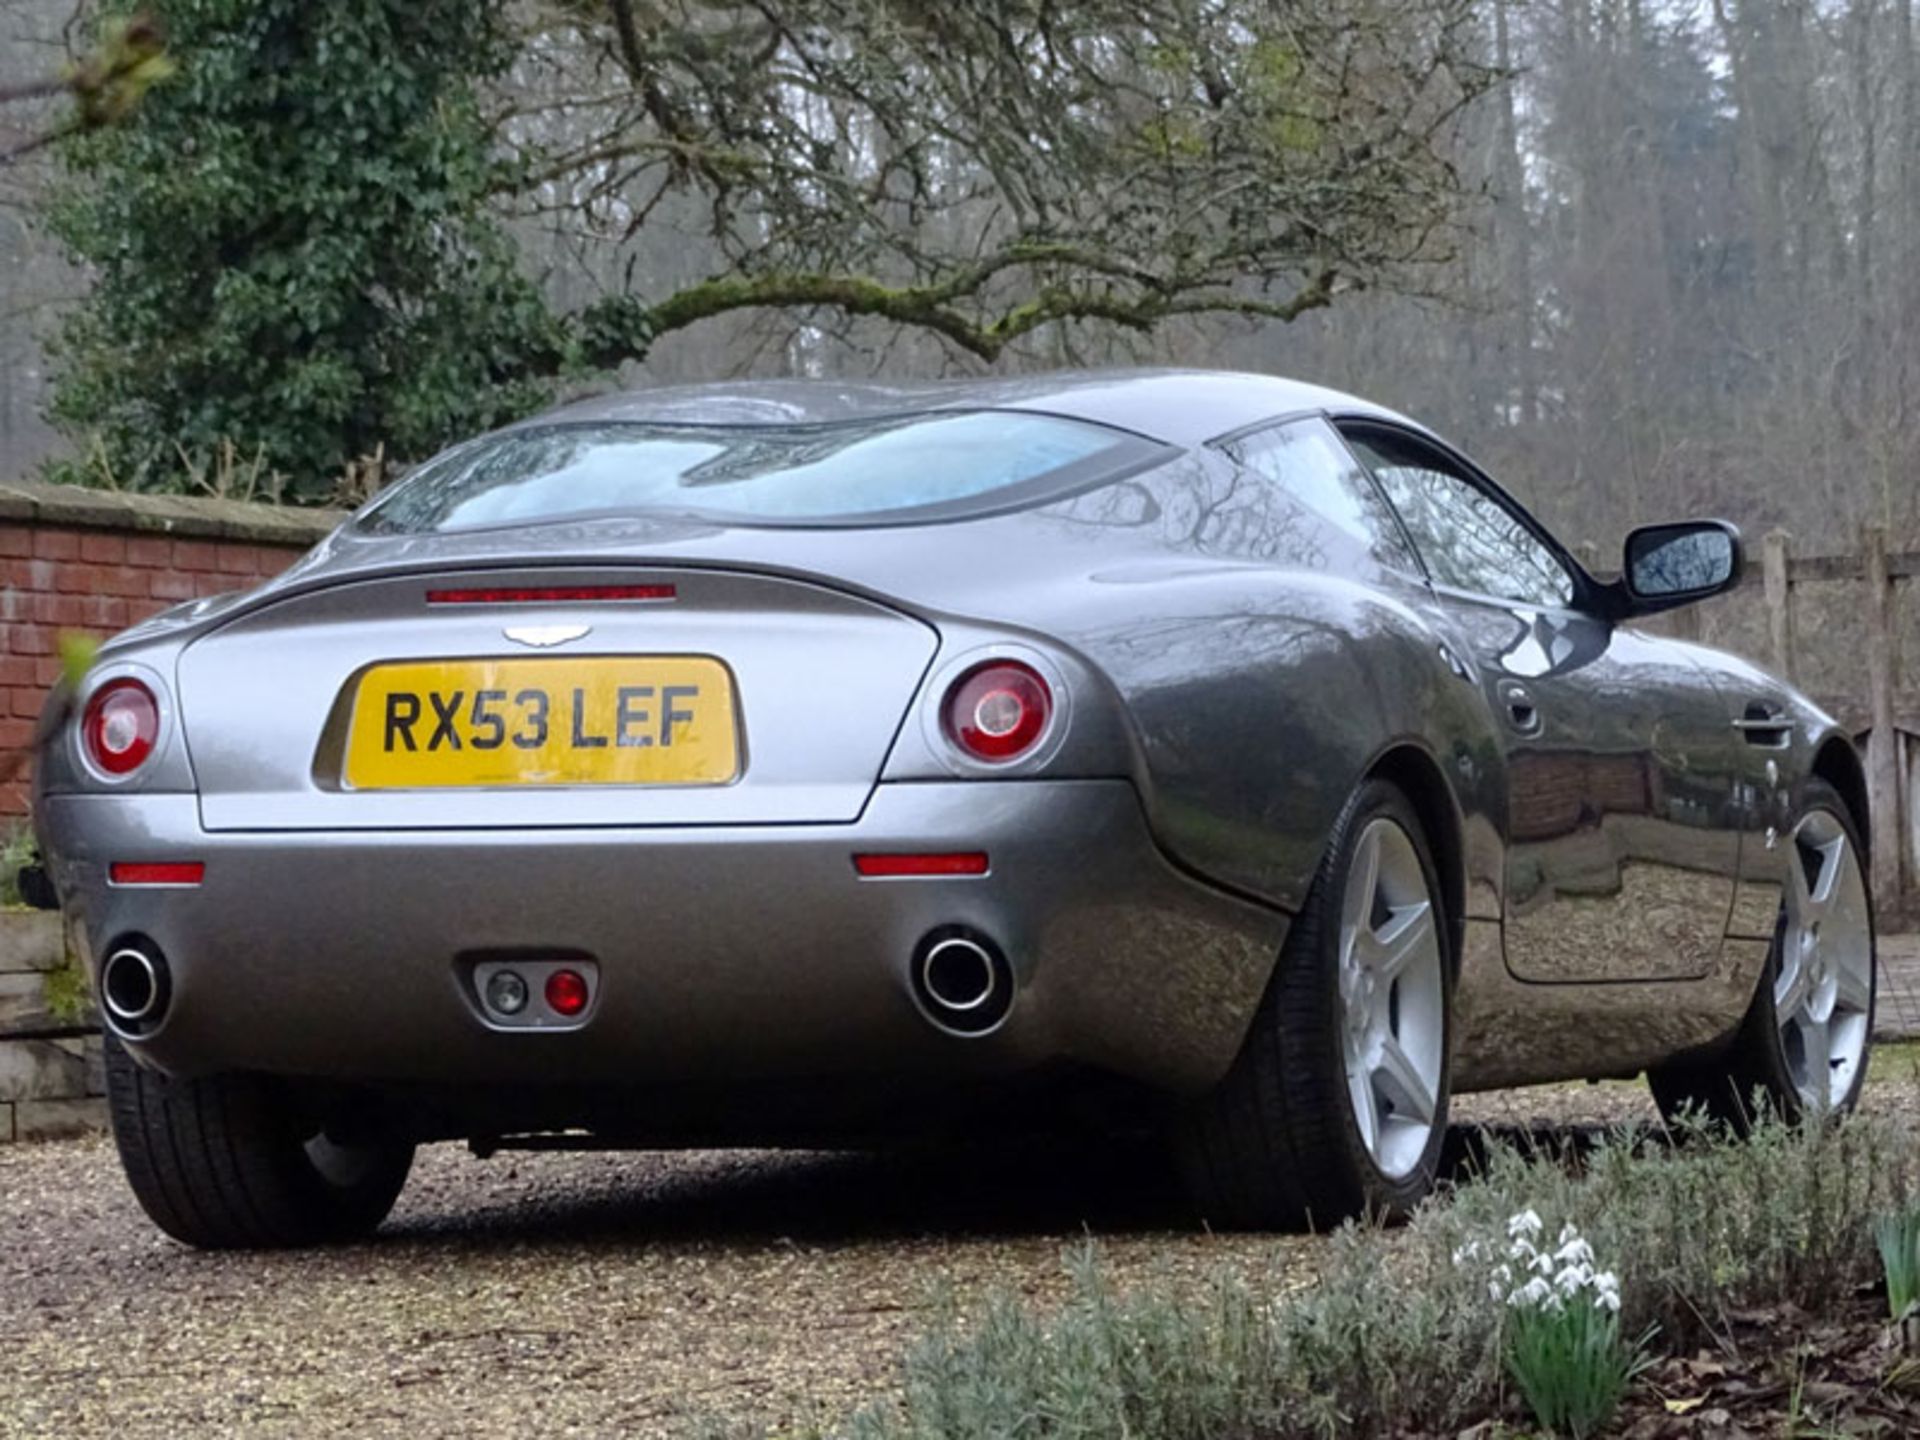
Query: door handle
1732 703 1792 748
1497 680 1542 736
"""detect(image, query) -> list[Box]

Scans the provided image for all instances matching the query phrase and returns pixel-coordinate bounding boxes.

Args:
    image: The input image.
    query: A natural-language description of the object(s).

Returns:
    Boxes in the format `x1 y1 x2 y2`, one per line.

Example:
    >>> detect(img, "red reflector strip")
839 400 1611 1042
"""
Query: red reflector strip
426 584 677 605
109 862 205 887
853 852 989 878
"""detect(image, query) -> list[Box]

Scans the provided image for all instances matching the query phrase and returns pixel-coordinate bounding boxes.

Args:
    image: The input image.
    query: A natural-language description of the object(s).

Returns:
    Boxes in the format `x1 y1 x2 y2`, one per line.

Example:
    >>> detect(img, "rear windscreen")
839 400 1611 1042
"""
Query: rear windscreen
356 410 1168 534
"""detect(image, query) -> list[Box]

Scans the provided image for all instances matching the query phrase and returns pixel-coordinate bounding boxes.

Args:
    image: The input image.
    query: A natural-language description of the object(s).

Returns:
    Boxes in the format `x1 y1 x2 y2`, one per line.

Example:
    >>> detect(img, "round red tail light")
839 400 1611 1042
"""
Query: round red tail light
943 661 1052 762
81 679 160 777
545 968 590 1018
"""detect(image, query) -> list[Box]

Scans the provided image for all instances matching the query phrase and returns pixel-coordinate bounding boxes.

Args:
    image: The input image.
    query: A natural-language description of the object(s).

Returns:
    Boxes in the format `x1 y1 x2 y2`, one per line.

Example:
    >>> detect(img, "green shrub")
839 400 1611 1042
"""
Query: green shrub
842 1246 1284 1440
46 0 566 502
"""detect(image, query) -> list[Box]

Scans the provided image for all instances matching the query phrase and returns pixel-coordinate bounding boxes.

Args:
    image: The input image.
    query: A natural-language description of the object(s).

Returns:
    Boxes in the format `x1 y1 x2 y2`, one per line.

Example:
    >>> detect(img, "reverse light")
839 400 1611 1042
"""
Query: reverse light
484 969 530 1016
854 852 990 878
942 661 1052 762
81 679 160 777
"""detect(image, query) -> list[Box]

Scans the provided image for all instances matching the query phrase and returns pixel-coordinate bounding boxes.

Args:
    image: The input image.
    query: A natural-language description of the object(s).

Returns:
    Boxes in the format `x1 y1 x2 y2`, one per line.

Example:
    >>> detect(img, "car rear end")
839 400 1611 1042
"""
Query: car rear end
34 410 1285 1145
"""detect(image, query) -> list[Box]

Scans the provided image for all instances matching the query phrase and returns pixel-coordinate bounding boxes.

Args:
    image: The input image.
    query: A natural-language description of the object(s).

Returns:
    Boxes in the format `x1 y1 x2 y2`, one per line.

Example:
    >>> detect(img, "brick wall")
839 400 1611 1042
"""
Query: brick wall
0 480 343 820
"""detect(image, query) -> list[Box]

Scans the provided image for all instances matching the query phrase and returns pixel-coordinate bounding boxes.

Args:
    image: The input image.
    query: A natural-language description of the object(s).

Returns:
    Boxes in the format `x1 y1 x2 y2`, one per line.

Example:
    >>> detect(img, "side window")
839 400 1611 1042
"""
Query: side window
1341 426 1575 608
1223 418 1421 574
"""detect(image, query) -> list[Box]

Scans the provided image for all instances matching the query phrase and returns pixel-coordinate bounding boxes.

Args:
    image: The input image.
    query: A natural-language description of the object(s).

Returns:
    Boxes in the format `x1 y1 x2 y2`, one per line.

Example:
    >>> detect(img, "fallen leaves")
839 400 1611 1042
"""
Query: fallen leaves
1611 1298 1920 1438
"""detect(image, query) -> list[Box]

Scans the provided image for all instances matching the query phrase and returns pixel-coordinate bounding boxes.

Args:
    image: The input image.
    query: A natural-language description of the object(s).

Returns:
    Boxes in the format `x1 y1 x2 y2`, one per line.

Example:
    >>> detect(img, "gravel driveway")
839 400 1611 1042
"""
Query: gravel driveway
0 1063 1905 1438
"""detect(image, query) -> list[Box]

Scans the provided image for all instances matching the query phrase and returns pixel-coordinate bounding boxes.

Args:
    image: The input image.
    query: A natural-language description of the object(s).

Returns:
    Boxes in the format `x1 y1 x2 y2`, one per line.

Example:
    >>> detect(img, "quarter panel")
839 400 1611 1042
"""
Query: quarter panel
962 552 1508 914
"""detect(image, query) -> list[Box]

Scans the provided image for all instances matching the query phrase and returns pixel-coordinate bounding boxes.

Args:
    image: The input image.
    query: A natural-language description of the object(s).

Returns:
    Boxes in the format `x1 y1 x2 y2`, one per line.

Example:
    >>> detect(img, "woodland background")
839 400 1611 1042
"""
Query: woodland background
1 0 1917 559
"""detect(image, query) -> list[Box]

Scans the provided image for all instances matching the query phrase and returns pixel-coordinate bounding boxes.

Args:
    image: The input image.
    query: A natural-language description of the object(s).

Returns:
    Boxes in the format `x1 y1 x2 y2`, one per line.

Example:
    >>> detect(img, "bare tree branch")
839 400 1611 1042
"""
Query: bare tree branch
510 0 1496 366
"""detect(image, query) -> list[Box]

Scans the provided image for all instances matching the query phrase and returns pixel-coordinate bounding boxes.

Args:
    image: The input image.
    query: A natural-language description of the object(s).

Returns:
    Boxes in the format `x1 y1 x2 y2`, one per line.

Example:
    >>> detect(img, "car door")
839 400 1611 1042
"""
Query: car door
1337 419 1740 983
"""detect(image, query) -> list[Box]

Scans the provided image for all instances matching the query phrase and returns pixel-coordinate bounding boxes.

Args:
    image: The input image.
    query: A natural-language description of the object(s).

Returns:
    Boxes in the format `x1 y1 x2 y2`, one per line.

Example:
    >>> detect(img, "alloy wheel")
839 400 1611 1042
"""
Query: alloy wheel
1775 809 1873 1110
1337 817 1446 1179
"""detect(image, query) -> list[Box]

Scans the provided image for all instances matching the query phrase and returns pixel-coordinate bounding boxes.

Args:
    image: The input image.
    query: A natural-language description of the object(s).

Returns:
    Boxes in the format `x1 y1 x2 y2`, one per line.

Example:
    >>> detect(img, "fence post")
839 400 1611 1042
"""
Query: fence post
1863 525 1902 916
1762 530 1794 683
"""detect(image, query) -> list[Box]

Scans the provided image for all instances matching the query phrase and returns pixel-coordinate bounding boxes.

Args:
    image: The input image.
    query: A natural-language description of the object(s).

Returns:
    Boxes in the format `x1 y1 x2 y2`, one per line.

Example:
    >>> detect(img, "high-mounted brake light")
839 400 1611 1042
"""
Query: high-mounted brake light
854 852 990 878
426 584 677 605
943 661 1052 762
81 679 160 777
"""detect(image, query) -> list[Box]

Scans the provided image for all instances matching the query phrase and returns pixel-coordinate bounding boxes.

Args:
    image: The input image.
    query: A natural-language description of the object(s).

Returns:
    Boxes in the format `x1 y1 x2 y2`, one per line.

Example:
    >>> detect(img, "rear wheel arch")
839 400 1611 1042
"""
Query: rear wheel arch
1177 772 1453 1228
1366 744 1465 975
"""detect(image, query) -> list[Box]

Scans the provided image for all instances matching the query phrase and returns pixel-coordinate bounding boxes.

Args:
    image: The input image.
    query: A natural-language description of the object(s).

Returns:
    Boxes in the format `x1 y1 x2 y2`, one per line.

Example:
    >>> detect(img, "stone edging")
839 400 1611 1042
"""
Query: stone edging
0 910 106 1143
0 478 347 548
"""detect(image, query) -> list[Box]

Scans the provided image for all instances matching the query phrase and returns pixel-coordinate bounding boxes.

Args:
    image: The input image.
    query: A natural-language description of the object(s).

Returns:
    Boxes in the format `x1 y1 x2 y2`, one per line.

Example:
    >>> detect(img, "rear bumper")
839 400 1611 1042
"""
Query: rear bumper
38 781 1283 1108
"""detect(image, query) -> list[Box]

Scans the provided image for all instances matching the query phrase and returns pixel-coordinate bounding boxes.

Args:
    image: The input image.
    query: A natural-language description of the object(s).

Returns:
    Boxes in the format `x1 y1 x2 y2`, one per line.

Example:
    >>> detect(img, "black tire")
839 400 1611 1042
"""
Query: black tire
1178 777 1452 1230
1648 778 1874 1131
104 1035 414 1249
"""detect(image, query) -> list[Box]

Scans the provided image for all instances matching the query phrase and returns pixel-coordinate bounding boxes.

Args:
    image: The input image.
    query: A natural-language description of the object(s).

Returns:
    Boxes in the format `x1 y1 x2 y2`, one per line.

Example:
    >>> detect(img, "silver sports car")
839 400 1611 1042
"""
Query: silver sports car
35 370 1874 1248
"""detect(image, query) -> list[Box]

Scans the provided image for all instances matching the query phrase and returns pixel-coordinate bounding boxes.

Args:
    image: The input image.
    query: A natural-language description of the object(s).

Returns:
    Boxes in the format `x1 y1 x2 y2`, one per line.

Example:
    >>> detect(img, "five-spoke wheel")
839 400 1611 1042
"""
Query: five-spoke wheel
1337 817 1446 1181
1772 807 1873 1110
1650 779 1875 1128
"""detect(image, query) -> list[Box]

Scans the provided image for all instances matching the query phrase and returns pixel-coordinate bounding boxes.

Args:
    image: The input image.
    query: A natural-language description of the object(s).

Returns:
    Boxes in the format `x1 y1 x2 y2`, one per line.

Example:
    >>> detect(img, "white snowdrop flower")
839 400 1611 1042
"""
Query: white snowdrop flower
1508 1209 1543 1239
1509 1275 1556 1309
1553 1235 1596 1268
1489 1278 1506 1302
1453 1240 1483 1265
1554 1263 1593 1296
1508 1238 1547 1284
1595 1286 1622 1313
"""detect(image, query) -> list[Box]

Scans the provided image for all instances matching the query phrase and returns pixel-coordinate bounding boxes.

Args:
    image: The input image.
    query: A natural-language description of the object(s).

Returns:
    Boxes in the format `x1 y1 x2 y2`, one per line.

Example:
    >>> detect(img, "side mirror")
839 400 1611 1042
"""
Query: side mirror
1620 521 1742 614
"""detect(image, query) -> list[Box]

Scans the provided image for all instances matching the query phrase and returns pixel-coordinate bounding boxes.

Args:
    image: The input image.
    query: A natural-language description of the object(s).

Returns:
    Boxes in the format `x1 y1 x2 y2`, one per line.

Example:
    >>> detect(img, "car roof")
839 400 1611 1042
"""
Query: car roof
532 368 1414 450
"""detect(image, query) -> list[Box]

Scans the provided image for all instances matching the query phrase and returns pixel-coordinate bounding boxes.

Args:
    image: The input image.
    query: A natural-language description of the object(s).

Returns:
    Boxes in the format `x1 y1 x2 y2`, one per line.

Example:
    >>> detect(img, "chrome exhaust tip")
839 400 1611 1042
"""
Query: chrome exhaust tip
912 929 1013 1036
101 941 170 1036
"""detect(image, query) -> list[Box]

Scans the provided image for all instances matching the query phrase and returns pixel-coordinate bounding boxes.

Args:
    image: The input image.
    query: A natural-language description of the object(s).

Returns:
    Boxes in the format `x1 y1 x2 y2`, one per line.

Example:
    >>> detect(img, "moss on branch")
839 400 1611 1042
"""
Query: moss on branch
573 263 1342 368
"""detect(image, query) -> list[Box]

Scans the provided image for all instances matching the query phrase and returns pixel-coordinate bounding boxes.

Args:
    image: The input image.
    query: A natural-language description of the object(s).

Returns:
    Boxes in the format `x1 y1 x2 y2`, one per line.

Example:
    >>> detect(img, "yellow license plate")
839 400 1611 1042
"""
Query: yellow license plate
344 657 740 789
